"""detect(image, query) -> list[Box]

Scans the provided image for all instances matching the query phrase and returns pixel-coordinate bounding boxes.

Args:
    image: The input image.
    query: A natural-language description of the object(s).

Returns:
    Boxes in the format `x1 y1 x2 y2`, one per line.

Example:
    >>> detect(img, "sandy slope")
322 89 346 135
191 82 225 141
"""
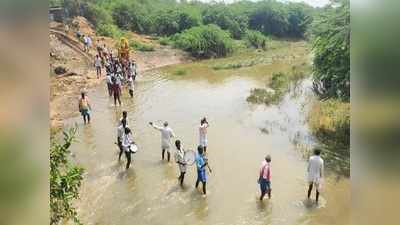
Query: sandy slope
50 18 191 131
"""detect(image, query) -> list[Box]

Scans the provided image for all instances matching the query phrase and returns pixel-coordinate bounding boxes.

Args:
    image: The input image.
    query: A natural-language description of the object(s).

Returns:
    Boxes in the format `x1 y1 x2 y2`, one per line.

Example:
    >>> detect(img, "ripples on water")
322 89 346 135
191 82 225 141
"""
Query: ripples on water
66 72 350 225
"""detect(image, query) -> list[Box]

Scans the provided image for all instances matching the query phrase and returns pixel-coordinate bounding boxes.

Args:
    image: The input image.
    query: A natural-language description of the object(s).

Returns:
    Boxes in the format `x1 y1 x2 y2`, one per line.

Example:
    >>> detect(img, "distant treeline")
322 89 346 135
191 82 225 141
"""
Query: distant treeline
51 0 316 39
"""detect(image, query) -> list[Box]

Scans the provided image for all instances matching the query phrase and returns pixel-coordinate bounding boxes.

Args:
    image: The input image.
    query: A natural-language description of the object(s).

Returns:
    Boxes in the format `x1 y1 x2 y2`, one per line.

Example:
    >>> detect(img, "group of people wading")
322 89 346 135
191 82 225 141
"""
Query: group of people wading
114 109 212 196
77 38 324 201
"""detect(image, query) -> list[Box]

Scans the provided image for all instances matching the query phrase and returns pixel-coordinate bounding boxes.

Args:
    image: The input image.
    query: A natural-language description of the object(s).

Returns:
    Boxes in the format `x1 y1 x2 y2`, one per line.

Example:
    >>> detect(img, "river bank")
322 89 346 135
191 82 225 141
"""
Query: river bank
50 18 191 132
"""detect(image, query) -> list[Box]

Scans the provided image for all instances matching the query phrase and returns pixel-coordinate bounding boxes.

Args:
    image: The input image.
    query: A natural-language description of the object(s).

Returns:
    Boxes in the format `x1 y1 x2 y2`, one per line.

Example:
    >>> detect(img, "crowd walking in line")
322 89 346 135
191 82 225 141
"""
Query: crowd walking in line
76 36 325 202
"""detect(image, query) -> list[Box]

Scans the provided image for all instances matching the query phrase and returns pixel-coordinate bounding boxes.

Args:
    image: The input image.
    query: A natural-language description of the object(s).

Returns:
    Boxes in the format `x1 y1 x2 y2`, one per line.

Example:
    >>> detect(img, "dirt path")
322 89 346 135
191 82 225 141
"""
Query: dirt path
50 21 191 131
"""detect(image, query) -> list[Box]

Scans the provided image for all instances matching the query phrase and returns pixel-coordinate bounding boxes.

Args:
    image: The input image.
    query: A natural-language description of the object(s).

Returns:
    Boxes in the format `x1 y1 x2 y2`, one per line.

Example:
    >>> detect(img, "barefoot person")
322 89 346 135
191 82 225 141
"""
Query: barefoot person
78 92 91 124
122 127 134 169
195 145 208 196
174 140 187 186
106 72 113 96
127 75 134 98
94 55 102 78
258 155 272 200
307 148 324 203
149 121 175 162
117 119 127 161
111 76 122 106
199 117 209 153
119 111 128 126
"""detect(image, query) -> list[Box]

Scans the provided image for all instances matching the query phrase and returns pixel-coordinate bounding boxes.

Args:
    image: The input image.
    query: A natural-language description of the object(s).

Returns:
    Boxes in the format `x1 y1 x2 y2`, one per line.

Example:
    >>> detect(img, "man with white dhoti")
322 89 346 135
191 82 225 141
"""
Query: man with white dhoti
149 121 176 162
199 117 209 153
307 148 324 203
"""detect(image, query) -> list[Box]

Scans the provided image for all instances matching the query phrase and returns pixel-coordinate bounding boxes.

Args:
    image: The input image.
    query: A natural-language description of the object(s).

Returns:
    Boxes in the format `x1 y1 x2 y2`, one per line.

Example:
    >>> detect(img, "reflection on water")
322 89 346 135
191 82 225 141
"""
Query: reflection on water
66 71 350 225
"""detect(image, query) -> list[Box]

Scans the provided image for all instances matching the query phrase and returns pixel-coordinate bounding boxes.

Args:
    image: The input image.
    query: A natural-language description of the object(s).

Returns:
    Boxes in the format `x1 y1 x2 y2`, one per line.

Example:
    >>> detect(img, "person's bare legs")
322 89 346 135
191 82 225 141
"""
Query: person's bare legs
316 189 320 203
167 151 171 162
162 149 165 160
179 172 185 186
307 183 313 199
202 182 206 195
117 95 121 105
268 189 271 199
260 190 266 201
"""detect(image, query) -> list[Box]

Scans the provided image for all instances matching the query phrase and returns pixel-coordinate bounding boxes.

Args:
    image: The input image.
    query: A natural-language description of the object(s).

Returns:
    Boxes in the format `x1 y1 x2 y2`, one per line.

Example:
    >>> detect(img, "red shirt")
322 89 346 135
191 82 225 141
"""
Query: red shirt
259 161 271 181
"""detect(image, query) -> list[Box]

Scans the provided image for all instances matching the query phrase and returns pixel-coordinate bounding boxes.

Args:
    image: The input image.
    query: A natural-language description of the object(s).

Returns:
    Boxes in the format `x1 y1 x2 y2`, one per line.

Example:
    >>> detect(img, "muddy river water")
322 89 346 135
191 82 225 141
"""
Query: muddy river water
66 70 350 225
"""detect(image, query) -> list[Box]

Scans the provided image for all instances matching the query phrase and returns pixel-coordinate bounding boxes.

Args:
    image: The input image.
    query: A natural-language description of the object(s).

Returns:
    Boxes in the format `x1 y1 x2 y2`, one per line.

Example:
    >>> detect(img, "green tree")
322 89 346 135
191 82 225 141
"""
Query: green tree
112 2 132 30
172 24 234 58
248 1 289 37
311 0 350 100
50 128 84 225
202 4 248 39
287 3 313 38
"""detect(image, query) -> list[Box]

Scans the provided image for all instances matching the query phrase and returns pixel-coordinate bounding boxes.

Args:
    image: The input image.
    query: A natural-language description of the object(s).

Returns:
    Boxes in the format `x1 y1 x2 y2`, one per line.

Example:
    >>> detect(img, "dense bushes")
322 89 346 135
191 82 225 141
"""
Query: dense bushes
96 23 122 38
244 30 269 49
153 10 200 36
50 128 84 225
62 0 314 39
202 5 248 39
311 0 350 101
309 99 350 147
61 0 315 58
172 25 234 58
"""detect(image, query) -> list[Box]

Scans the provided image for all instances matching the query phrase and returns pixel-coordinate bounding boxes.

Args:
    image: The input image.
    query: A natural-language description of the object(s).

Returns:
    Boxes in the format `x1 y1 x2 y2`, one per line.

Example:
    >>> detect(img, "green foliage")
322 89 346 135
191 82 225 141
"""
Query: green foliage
173 68 187 76
159 37 172 46
50 0 62 7
129 40 155 52
248 0 312 38
63 0 314 40
202 4 248 39
152 9 200 36
96 23 122 38
112 1 152 33
309 99 350 148
50 128 84 225
172 24 234 58
212 58 258 70
244 30 269 49
311 0 350 101
247 88 278 105
287 3 313 38
83 3 113 27
247 65 309 105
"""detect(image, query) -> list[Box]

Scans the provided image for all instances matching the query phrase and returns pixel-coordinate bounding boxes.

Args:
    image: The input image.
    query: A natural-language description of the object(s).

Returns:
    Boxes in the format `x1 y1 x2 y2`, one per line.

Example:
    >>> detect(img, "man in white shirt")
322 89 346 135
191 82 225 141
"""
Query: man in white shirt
307 148 324 203
94 55 102 78
106 73 113 96
117 119 127 161
199 117 209 153
149 121 176 162
174 140 187 186
121 127 134 169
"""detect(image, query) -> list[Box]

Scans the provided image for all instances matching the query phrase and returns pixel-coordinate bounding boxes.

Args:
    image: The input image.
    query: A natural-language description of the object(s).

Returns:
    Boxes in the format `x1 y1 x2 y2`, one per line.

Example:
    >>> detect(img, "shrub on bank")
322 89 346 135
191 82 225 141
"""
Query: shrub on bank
244 30 270 49
97 23 122 38
171 24 234 58
308 99 350 148
129 40 155 52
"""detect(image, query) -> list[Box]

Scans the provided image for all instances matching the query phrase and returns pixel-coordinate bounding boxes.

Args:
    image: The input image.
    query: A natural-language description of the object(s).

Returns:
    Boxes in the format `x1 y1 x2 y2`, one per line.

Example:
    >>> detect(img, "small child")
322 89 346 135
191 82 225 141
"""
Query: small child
258 155 271 200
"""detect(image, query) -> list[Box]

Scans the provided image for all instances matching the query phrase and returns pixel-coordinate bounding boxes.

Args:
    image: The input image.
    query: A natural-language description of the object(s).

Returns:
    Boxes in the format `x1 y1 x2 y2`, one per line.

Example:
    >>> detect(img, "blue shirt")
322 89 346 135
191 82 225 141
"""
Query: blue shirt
196 154 206 171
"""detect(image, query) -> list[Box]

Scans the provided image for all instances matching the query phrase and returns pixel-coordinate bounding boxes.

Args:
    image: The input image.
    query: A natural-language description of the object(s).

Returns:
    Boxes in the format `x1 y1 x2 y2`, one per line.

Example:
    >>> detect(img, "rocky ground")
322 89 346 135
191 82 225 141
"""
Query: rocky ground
50 17 191 131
